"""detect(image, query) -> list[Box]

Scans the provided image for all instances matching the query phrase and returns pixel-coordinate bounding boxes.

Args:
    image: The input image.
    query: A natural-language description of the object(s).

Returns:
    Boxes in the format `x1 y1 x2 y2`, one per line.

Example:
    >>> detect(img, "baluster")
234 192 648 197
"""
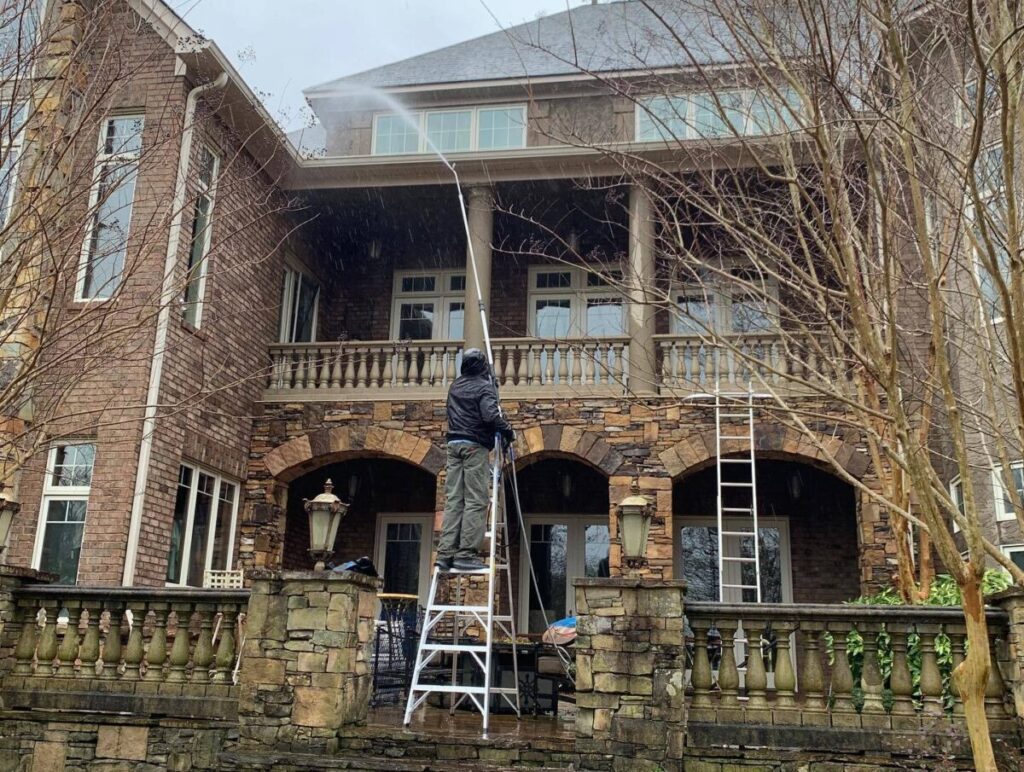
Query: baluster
443 348 454 386
36 605 59 675
799 622 828 715
526 344 538 387
191 603 216 683
917 624 945 717
213 605 239 683
579 343 591 386
329 347 342 389
946 624 967 719
717 619 741 710
539 344 550 384
314 350 328 388
743 620 769 715
888 622 916 723
382 348 395 387
689 617 714 708
144 603 169 682
270 349 282 389
12 603 39 675
79 602 102 677
668 341 679 387
408 348 421 386
166 603 194 683
828 621 856 717
343 348 356 388
55 603 81 677
557 343 569 385
368 348 381 388
100 601 124 679
396 349 408 386
773 619 797 713
571 344 583 386
293 351 307 391
516 345 527 387
858 622 885 718
985 629 1010 719
122 608 144 680
492 348 504 387
356 351 369 388
425 348 438 387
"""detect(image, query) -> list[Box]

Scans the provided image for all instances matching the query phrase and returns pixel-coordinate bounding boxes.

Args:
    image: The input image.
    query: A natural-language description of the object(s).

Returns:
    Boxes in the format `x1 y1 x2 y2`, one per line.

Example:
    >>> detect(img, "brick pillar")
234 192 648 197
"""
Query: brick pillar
237 570 381 753
574 578 687 772
990 587 1024 724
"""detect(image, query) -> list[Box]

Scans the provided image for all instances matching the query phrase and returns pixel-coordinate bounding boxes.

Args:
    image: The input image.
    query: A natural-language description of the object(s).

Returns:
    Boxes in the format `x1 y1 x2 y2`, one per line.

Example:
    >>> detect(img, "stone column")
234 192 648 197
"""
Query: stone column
237 570 381 753
463 186 494 353
574 578 687 772
627 186 658 396
990 587 1024 724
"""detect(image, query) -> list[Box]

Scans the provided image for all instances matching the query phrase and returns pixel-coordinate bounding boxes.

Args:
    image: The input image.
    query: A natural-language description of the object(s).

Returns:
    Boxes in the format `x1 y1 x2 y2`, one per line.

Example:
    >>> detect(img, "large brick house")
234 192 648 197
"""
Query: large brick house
0 0 1003 618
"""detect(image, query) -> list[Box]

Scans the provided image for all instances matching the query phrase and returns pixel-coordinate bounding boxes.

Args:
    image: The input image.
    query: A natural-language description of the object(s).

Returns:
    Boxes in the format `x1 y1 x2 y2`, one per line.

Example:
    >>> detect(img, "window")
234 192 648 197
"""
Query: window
165 463 239 587
637 88 799 142
520 516 609 634
78 115 144 300
33 443 96 584
391 269 465 340
950 475 964 533
181 145 220 328
679 518 791 603
528 266 625 338
279 264 320 343
973 142 1010 321
670 269 777 335
0 102 26 228
992 463 1024 522
1002 545 1024 574
374 514 433 604
372 105 526 155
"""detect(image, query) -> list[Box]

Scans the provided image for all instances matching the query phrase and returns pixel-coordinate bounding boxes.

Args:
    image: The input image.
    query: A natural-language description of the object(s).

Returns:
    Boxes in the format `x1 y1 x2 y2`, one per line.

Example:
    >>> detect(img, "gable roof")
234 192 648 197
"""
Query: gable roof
304 1 735 95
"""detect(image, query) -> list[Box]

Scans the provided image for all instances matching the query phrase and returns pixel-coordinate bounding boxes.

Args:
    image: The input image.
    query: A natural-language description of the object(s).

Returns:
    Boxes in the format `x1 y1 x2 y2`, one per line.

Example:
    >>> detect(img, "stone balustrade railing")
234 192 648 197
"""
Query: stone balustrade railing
684 602 1015 739
656 333 824 393
0 585 249 719
265 337 629 400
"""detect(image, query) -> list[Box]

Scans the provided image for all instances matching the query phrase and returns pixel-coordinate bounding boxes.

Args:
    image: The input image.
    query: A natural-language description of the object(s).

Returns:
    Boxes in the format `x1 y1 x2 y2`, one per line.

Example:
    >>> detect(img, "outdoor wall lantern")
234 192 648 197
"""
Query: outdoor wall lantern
0 493 19 565
304 479 349 571
618 479 653 567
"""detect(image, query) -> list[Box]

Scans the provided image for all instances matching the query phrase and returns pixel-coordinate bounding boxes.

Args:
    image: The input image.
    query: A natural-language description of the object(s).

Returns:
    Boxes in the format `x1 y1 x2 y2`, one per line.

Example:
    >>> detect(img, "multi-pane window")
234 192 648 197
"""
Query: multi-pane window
391 269 465 340
165 464 239 587
993 463 1024 522
373 105 526 155
637 88 800 142
950 476 965 533
671 269 777 335
34 443 96 584
1003 545 1024 573
0 101 26 228
78 115 144 300
182 145 220 328
528 266 625 338
279 264 319 343
973 142 1010 321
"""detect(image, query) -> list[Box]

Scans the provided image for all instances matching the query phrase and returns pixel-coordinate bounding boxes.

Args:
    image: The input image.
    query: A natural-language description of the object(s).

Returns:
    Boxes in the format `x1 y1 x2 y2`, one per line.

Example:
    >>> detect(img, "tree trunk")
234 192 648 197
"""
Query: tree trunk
953 571 997 772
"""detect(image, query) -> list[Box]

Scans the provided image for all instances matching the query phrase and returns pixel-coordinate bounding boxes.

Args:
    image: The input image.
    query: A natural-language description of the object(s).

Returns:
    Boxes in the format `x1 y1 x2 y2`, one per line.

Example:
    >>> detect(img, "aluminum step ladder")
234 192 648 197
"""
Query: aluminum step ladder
403 436 519 736
714 387 763 603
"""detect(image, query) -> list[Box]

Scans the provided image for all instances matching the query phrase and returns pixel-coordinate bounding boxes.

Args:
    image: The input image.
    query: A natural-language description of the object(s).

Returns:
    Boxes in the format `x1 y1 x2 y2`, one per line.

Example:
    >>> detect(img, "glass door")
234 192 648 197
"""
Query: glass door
376 514 433 605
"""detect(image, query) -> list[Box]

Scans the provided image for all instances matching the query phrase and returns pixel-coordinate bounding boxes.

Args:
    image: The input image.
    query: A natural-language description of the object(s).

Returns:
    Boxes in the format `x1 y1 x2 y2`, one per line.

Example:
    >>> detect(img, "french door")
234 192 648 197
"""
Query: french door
519 515 610 634
375 514 433 605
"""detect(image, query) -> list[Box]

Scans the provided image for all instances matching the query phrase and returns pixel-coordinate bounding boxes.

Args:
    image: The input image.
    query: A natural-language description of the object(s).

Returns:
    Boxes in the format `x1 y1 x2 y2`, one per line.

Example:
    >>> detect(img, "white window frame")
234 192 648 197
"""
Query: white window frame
279 259 320 343
517 513 610 632
76 113 145 301
527 265 626 338
390 268 466 340
970 140 1010 324
676 515 793 603
165 462 240 588
992 462 1024 522
371 104 527 156
1002 544 1024 574
670 268 779 335
32 442 96 582
636 87 799 143
181 143 221 328
374 513 434 606
950 475 964 533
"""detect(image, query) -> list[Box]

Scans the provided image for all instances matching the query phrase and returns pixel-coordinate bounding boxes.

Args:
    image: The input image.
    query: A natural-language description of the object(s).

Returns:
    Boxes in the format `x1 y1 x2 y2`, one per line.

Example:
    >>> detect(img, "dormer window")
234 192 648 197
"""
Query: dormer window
372 105 526 155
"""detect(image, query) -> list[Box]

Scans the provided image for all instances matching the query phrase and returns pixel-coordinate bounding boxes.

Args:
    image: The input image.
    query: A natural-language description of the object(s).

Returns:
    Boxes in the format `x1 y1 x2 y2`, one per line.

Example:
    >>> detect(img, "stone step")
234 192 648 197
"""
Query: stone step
222 750 572 771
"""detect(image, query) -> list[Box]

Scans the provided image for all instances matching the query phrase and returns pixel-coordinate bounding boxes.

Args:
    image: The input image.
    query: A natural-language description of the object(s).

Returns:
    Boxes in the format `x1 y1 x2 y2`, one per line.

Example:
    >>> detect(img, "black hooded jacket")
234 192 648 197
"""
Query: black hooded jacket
446 353 512 448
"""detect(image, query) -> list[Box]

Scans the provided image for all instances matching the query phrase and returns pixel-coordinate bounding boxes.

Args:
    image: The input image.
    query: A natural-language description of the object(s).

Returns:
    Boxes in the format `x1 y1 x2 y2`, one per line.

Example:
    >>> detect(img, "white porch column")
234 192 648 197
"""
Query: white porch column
627 185 658 395
463 186 494 353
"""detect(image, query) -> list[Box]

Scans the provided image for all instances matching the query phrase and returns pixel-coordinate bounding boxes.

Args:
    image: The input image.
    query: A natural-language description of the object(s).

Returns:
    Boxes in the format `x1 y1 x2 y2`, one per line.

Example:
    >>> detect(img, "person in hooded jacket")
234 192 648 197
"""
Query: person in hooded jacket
436 348 515 572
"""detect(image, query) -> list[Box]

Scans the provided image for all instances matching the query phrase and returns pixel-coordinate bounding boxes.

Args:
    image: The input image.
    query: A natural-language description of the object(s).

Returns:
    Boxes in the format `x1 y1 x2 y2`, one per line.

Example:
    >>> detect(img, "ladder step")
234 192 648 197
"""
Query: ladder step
719 434 751 439
721 583 760 590
410 685 489 695
720 481 754 487
420 643 488 653
721 556 757 563
721 530 756 537
719 458 753 464
718 412 751 418
428 605 489 613
721 507 753 513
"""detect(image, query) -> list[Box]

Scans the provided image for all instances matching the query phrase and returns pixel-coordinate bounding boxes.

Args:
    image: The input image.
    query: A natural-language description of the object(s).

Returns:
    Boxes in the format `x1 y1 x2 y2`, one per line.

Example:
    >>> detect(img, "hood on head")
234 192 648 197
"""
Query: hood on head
461 348 489 376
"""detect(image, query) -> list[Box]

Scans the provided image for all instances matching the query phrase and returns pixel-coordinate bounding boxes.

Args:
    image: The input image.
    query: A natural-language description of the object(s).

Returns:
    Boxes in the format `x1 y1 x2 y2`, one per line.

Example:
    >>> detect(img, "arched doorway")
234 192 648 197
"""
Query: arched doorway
673 458 858 604
285 458 437 601
513 457 610 633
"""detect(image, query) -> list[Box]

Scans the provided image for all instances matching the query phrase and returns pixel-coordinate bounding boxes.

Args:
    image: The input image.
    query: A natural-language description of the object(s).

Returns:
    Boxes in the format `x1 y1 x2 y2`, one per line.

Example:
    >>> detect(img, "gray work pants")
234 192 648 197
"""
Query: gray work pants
438 442 490 560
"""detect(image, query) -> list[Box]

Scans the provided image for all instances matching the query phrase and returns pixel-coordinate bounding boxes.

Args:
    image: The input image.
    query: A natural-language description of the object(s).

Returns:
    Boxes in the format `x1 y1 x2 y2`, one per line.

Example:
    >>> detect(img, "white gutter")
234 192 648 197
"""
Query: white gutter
121 71 229 586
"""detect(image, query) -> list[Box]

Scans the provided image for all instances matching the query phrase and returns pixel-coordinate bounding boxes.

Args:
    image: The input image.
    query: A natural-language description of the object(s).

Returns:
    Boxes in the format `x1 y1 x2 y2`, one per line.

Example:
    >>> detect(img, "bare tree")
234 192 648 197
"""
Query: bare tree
499 0 1023 767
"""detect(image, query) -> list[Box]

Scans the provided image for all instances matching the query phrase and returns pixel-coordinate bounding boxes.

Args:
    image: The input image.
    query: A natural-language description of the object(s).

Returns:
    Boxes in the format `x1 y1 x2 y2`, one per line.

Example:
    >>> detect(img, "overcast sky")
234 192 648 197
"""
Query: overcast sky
171 1 583 130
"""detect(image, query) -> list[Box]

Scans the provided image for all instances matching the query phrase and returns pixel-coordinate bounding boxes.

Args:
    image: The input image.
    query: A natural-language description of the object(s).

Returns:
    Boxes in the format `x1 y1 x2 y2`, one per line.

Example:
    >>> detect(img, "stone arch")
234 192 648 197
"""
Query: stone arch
659 424 869 480
514 424 626 476
263 426 445 483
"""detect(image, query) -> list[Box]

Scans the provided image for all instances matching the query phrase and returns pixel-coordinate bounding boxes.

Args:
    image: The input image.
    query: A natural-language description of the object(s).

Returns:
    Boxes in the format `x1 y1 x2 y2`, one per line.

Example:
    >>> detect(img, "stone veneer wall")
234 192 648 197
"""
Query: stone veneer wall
236 570 379 753
244 397 888 595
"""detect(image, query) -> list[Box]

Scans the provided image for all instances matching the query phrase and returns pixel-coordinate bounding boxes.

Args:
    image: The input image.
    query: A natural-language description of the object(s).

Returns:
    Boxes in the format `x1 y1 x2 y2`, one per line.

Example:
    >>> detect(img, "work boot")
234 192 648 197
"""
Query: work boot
452 557 487 572
434 556 453 572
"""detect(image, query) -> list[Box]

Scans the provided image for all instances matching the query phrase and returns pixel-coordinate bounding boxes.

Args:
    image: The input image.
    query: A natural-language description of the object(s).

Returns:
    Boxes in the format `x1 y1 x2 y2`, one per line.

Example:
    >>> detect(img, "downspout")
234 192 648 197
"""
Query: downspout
121 70 229 586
